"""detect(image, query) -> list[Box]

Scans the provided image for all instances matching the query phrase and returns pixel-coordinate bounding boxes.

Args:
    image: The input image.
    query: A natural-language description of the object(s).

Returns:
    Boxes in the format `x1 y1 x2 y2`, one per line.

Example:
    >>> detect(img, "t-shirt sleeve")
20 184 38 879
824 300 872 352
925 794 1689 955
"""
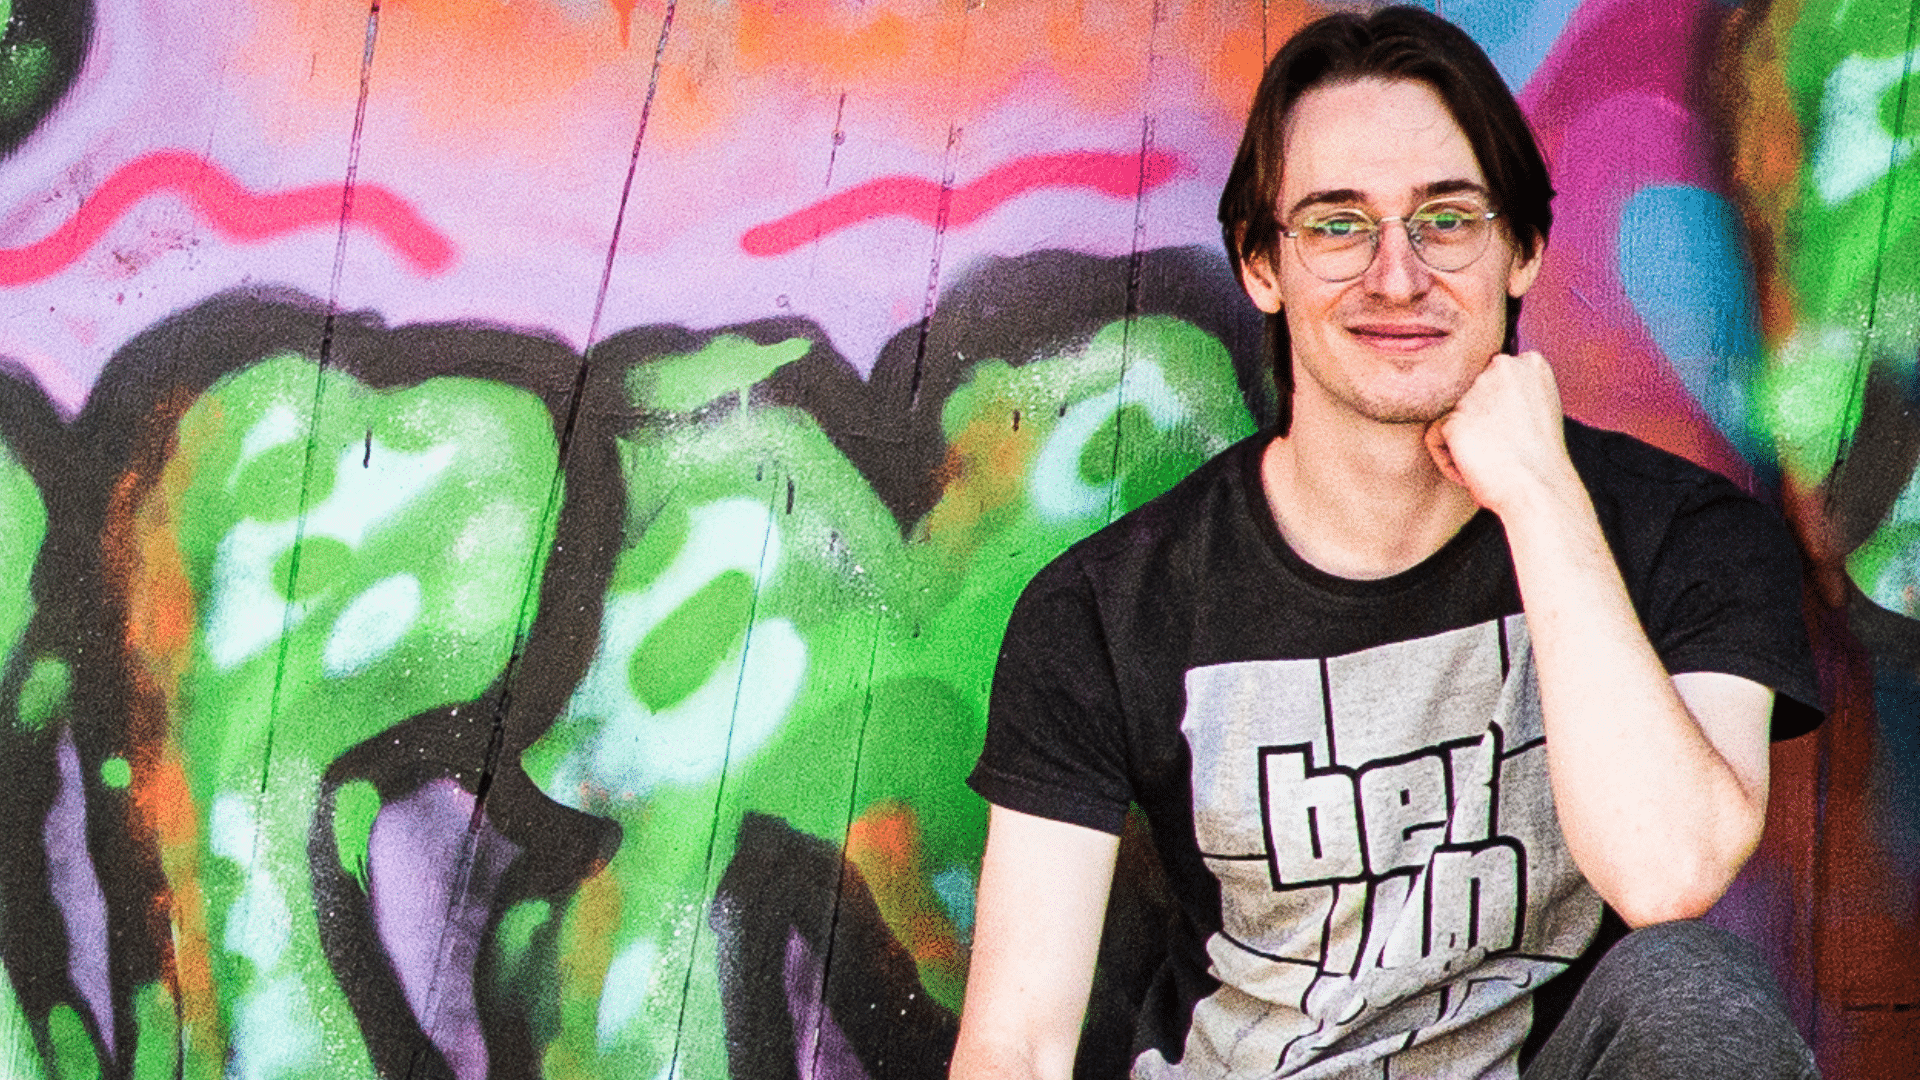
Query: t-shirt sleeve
968 555 1135 835
1639 489 1824 741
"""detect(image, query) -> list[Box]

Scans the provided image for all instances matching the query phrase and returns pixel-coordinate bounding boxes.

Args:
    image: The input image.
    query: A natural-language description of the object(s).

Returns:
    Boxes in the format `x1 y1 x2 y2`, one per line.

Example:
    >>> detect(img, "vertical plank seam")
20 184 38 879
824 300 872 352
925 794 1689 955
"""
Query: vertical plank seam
806 605 889 1080
256 0 384 801
227 1 383 1069
319 0 384 359
909 124 961 411
422 1 680 1061
662 470 784 1080
807 91 852 281
413 799 488 1062
1105 0 1167 527
1815 4 1920 1050
1826 0 1920 502
583 1 680 355
909 4 978 411
784 85 872 1072
815 3 978 1055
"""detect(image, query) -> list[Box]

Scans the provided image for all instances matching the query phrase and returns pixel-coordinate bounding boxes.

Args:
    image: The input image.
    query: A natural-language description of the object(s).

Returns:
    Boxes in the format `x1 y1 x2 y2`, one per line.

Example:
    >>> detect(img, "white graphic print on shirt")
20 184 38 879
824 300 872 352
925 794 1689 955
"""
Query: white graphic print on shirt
1140 616 1603 1080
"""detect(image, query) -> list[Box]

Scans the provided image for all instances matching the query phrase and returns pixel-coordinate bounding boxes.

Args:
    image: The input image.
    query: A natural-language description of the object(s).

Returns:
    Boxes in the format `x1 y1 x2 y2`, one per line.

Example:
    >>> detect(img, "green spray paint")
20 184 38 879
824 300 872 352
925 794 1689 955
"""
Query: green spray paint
98 757 130 791
129 983 178 1080
1756 0 1920 613
865 314 1254 876
141 353 561 1079
45 1006 95 1080
331 781 381 892
16 658 68 733
35 310 1252 1080
1847 451 1920 611
0 33 52 124
524 376 911 1080
523 315 1252 1079
0 434 49 1079
1753 325 1869 486
627 335 815 413
492 900 551 985
0 440 44 692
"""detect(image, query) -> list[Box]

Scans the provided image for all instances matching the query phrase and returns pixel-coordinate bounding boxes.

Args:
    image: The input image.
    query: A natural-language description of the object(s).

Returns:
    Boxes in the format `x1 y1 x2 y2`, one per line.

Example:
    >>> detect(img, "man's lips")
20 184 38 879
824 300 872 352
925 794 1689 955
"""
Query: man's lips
1346 322 1450 351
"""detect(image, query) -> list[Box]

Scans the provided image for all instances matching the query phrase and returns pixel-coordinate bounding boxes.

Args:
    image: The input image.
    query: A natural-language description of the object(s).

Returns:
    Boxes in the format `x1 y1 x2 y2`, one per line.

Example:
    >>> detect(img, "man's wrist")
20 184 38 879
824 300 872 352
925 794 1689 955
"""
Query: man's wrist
1481 456 1587 531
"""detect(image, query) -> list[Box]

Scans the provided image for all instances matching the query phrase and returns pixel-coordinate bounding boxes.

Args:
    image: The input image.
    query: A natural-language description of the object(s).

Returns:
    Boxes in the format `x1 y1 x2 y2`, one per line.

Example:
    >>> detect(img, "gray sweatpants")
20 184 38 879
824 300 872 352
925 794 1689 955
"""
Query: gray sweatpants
1521 920 1821 1080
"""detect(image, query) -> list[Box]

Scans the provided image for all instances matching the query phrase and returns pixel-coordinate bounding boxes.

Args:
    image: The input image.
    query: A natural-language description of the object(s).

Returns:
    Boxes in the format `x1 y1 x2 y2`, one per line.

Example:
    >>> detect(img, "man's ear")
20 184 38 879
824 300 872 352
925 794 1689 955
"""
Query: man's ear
1237 228 1285 315
1507 234 1545 299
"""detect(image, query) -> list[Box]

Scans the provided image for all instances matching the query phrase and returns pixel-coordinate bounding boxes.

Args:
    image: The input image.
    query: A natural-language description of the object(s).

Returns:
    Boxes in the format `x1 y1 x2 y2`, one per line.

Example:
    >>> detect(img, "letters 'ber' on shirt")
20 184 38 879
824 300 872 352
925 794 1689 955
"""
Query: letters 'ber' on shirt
968 421 1822 1080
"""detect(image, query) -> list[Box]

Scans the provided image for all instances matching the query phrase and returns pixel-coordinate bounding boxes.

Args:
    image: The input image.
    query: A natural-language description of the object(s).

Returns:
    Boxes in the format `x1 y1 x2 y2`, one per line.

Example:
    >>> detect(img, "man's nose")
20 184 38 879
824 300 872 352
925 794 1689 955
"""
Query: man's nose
1363 219 1432 300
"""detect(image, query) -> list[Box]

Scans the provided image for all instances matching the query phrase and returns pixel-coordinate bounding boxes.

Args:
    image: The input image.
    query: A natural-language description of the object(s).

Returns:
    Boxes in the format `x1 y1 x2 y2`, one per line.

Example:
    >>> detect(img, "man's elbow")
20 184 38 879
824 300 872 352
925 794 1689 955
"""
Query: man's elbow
1613 881 1724 928
1610 805 1766 928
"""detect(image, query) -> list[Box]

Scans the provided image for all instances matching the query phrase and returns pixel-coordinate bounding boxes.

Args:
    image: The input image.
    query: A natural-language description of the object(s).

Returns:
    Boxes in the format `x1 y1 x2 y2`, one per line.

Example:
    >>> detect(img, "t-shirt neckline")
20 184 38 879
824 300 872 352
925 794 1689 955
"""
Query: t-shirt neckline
1237 426 1501 599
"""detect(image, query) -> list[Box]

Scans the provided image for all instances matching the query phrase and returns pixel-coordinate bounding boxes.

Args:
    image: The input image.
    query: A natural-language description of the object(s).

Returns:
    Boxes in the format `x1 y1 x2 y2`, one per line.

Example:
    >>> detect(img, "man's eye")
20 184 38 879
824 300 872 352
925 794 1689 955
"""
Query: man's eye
1414 206 1482 233
1306 215 1371 239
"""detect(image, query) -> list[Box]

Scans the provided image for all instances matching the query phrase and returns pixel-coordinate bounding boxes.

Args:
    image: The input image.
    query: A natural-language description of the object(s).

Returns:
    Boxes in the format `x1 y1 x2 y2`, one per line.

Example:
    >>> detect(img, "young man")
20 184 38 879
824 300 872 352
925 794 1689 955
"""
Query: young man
952 8 1824 1080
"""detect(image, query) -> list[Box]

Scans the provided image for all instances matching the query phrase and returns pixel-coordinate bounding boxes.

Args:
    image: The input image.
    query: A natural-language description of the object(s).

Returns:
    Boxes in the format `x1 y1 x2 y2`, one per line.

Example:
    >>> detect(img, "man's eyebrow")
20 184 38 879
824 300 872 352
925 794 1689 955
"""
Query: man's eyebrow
1416 179 1490 201
1285 189 1367 221
1284 179 1491 221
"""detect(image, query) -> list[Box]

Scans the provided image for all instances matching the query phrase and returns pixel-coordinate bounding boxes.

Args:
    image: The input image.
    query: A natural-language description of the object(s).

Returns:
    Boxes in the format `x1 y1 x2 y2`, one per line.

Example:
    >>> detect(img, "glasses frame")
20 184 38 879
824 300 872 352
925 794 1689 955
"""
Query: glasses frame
1281 199 1503 283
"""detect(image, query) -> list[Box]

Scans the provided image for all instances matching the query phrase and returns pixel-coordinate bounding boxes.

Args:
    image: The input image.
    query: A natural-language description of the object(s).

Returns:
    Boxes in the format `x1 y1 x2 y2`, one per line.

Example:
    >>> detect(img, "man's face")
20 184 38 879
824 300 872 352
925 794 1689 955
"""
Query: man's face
1240 77 1542 427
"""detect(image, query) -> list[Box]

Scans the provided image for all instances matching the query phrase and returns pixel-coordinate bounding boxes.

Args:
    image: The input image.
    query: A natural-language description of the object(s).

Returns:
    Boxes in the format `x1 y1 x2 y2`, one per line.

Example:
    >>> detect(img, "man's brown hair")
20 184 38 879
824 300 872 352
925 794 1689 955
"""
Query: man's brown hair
1218 5 1555 434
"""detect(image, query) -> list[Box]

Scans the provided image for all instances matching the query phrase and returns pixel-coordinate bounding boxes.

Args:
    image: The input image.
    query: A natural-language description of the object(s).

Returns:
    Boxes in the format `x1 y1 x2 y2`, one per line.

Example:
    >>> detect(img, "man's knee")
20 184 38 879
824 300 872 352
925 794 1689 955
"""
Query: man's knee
1591 920 1778 1001
1570 919 1816 1077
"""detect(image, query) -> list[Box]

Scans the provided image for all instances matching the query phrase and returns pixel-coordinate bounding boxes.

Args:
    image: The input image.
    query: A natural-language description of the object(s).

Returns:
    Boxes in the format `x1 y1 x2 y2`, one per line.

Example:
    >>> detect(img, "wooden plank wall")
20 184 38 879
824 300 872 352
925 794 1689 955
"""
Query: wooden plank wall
0 0 1913 1078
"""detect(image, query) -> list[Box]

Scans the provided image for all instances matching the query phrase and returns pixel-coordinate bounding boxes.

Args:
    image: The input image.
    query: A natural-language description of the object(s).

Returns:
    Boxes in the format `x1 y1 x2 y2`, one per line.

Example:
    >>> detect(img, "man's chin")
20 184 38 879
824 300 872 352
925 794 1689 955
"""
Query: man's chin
1351 393 1460 427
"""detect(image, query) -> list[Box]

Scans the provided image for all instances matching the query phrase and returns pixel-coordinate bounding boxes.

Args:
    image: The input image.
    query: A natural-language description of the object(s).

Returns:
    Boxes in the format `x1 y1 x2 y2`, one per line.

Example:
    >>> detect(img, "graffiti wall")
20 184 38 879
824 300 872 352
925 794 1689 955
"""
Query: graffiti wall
0 0 1912 1078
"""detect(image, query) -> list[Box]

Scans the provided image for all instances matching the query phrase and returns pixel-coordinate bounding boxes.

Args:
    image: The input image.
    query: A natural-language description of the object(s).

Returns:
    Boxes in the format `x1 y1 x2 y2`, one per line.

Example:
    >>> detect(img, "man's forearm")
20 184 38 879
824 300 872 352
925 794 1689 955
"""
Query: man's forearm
1430 353 1770 925
1500 473 1766 925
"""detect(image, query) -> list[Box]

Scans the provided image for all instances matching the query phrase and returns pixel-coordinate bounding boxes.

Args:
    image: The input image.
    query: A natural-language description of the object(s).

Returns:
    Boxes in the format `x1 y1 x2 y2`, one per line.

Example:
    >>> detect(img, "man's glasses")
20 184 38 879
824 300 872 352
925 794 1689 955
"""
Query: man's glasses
1282 198 1501 283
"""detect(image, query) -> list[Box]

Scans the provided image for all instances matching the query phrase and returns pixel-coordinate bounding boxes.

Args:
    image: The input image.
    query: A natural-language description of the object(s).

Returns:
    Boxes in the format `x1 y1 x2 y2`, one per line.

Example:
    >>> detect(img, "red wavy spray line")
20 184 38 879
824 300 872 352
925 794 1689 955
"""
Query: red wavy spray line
741 149 1188 256
0 151 456 285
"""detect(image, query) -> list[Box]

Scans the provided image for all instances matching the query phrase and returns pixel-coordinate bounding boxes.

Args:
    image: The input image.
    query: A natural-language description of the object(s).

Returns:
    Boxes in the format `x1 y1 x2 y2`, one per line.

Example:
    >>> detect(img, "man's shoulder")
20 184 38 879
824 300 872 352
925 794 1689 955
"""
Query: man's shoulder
1562 418 1756 519
1563 417 1799 596
1563 420 1822 738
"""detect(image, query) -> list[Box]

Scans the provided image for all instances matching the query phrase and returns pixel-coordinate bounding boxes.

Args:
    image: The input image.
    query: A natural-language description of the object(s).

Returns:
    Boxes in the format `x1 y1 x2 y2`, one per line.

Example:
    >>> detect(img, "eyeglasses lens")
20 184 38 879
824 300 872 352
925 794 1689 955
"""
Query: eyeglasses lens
1295 202 1495 282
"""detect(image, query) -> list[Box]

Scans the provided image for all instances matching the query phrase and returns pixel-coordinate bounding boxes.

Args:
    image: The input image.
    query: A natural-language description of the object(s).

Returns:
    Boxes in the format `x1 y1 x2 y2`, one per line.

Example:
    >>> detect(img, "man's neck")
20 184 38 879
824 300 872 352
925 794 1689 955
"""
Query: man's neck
1260 406 1483 581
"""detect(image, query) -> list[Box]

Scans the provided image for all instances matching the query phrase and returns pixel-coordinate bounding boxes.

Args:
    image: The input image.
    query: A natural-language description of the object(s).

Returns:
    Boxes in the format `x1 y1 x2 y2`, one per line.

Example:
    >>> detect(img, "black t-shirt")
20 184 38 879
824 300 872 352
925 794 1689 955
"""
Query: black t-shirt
969 421 1822 1080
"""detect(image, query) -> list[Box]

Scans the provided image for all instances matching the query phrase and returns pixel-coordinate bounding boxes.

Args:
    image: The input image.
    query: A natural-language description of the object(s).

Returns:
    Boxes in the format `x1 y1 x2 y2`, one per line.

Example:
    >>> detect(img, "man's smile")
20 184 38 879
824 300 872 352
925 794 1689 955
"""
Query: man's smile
1345 321 1451 352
